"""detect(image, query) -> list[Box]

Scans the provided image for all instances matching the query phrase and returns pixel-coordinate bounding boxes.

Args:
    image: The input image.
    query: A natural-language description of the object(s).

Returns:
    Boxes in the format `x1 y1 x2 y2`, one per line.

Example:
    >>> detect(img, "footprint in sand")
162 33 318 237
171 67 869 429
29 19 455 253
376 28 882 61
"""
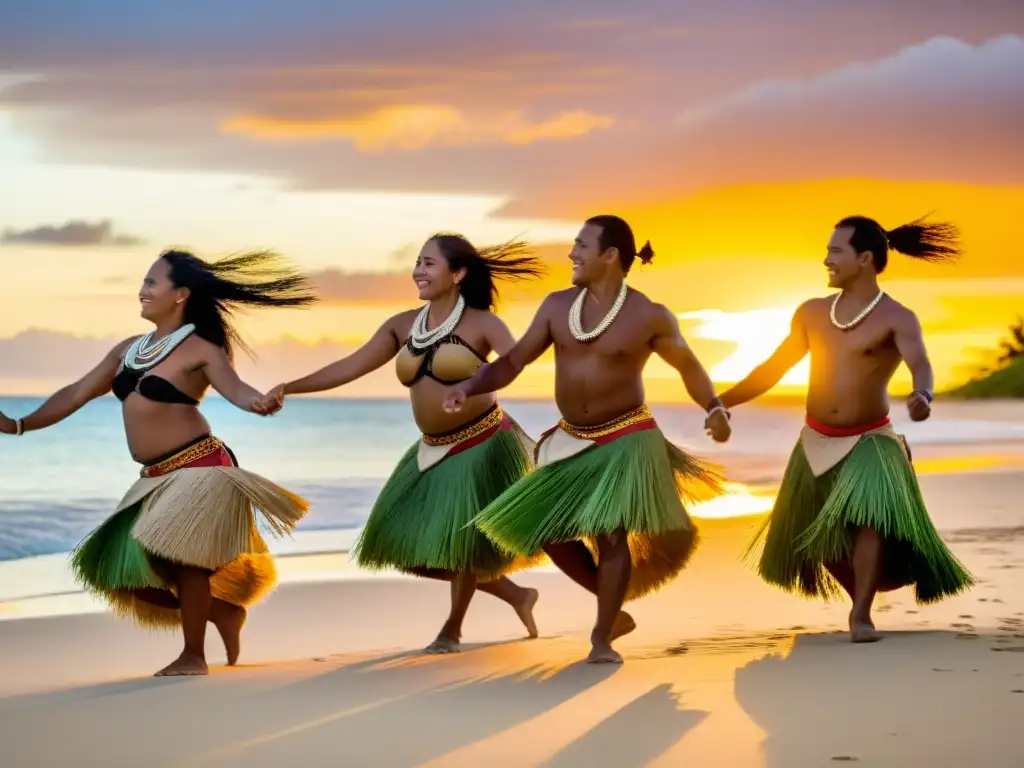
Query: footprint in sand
1012 690 1024 694
959 614 975 619
831 757 859 762
951 623 973 629
906 610 919 615
932 668 953 672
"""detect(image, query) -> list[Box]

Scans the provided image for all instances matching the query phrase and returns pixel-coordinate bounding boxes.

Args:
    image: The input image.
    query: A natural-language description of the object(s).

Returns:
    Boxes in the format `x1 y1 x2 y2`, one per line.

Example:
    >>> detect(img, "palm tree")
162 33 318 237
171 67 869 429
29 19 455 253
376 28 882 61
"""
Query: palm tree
996 317 1024 365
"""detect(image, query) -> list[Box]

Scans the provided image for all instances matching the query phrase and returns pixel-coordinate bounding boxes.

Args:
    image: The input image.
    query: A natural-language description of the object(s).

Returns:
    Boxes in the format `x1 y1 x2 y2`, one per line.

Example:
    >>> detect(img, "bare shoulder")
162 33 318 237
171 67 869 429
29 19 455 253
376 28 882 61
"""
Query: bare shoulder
386 308 420 337
798 296 831 316
883 295 921 329
546 287 578 307
186 334 226 360
467 306 507 328
107 335 141 364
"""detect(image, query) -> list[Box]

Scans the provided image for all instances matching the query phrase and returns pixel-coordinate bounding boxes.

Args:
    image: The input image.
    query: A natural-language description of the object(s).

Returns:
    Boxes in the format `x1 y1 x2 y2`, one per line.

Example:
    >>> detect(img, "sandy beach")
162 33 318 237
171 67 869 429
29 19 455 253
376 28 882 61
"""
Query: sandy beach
2 465 1023 767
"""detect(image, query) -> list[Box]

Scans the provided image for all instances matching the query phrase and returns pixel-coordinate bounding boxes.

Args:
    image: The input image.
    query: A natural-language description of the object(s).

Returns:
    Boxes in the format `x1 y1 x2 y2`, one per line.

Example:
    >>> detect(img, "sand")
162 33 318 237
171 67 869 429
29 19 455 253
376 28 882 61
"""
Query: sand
2 472 1024 766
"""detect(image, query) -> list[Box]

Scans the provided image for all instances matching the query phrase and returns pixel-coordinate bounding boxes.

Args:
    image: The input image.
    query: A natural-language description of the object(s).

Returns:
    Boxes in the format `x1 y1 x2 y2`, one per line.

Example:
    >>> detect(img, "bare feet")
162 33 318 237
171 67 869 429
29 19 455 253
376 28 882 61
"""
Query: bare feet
155 651 209 677
849 611 882 644
212 603 247 666
610 611 636 642
514 588 540 638
424 636 460 654
586 641 624 664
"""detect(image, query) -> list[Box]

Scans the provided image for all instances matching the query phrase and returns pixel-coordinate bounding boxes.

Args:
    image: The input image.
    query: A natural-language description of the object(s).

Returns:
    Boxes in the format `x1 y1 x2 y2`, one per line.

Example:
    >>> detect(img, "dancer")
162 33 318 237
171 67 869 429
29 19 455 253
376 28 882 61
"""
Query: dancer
0 249 316 676
444 215 731 664
718 215 975 642
258 234 544 653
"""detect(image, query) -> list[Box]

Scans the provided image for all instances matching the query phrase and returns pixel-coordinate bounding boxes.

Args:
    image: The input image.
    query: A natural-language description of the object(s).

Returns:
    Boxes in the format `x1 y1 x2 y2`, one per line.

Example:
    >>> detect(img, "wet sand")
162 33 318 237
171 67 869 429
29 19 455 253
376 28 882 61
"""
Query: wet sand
1 471 1023 766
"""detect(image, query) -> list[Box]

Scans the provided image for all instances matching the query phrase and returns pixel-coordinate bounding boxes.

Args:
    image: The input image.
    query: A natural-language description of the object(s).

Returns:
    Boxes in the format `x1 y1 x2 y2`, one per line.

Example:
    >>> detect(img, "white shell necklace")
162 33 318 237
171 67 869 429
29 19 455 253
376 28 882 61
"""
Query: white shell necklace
123 323 197 371
409 294 465 350
830 290 885 331
569 281 628 343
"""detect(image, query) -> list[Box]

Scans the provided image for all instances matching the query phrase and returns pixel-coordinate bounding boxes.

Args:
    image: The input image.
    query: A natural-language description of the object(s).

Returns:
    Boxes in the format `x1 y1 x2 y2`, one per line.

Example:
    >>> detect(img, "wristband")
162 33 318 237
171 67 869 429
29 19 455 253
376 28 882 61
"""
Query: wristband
14 418 24 436
913 390 933 404
706 405 730 421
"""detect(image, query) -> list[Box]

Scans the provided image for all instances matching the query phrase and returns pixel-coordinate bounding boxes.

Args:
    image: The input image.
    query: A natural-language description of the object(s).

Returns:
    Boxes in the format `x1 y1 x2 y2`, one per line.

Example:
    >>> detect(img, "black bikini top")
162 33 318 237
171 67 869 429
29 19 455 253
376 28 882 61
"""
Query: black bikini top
394 335 487 388
112 368 199 406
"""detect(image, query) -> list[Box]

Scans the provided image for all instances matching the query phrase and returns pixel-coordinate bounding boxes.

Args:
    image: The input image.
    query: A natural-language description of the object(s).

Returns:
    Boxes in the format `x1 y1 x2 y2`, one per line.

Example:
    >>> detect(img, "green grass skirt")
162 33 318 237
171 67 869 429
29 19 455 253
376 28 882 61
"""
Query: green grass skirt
352 427 538 580
472 428 721 601
70 502 281 630
746 433 975 603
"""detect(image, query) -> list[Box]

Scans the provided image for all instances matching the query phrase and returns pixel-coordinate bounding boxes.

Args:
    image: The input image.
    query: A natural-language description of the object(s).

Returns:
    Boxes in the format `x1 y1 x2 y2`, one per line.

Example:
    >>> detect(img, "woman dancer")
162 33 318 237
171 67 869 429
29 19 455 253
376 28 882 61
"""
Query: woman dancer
260 234 544 653
0 249 316 676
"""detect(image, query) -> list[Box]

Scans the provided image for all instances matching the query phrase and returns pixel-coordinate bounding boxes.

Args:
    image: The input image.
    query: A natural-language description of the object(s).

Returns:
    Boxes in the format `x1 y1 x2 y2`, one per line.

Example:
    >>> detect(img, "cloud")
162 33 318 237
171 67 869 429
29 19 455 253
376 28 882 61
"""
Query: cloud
311 268 411 302
0 4 1020 213
223 105 613 151
309 241 570 303
1 219 144 247
499 34 1024 217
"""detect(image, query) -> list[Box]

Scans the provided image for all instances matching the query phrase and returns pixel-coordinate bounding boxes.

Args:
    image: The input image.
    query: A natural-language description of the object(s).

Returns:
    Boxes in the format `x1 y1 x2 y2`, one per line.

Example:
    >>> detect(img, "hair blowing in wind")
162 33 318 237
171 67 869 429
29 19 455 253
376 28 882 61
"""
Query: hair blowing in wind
836 215 963 273
162 249 318 359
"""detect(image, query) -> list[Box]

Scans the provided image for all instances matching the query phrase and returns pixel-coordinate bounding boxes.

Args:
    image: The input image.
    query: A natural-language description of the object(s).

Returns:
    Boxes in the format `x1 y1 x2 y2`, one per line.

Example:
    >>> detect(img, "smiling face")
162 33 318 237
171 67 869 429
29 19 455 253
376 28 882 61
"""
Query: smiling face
138 257 189 322
569 222 615 287
824 226 872 289
412 239 465 302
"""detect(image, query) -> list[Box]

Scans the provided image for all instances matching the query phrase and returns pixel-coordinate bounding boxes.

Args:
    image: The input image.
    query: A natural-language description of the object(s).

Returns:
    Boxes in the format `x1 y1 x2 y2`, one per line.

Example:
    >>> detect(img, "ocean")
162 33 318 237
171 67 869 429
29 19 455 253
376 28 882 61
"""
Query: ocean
3 395 1024 607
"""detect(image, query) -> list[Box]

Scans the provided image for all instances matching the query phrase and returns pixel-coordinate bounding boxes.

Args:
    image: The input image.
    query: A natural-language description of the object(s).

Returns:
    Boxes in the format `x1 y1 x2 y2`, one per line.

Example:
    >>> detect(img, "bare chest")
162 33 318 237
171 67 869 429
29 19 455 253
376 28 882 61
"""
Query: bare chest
551 312 650 364
808 311 897 362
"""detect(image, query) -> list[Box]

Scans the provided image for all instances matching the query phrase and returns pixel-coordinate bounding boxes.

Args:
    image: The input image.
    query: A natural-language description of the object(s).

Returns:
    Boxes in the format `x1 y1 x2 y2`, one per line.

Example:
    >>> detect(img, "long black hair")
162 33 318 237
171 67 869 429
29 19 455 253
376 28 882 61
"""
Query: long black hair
428 234 545 310
161 249 317 359
836 215 962 273
585 214 654 274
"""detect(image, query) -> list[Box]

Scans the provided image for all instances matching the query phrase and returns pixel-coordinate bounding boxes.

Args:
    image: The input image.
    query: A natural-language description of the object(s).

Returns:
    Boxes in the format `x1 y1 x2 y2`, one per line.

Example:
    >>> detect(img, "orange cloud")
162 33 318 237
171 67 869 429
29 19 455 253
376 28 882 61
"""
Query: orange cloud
222 105 613 151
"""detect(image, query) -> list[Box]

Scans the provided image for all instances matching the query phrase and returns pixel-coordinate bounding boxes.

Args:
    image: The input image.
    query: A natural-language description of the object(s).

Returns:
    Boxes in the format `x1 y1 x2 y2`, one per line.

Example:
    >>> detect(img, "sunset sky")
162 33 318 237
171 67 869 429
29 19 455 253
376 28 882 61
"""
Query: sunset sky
1 2 1021 400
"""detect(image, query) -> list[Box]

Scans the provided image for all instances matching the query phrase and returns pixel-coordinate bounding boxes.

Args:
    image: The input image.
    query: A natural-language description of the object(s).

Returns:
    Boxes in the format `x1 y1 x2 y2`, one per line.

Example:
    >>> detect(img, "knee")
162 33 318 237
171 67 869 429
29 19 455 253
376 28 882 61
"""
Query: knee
599 529 629 558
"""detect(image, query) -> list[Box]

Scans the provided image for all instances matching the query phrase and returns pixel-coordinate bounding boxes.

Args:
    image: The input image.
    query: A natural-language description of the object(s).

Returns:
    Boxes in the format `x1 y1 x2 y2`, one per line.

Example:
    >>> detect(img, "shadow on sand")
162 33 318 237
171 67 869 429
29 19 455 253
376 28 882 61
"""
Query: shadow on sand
542 683 708 768
734 629 1024 767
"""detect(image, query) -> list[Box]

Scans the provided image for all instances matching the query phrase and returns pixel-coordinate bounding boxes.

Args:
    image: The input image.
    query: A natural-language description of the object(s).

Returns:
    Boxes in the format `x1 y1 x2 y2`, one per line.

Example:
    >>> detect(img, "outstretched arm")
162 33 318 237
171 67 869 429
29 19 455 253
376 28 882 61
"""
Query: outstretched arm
719 304 810 409
0 337 135 435
284 317 402 396
458 295 556 398
202 346 267 412
480 312 518 357
893 308 934 421
651 306 721 408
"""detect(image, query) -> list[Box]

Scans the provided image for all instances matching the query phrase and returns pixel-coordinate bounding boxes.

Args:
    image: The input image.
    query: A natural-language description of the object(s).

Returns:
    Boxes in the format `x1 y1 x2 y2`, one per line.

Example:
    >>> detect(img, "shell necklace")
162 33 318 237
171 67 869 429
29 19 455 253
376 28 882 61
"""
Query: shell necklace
409 294 465 350
569 281 628 343
123 323 197 371
830 290 885 331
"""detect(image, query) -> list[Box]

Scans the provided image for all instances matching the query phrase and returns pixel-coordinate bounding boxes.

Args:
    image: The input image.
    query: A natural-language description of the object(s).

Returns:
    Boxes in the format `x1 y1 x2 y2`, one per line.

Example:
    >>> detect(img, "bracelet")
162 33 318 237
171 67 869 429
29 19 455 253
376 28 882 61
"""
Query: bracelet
706 405 730 421
14 417 24 436
913 390 934 404
705 396 724 412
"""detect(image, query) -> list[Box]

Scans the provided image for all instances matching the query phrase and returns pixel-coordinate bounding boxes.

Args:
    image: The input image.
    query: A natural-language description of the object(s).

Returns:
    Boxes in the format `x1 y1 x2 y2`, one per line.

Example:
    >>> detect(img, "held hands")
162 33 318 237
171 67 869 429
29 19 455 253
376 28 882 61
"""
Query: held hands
251 384 286 416
906 391 932 422
0 410 15 435
704 408 731 443
443 386 469 413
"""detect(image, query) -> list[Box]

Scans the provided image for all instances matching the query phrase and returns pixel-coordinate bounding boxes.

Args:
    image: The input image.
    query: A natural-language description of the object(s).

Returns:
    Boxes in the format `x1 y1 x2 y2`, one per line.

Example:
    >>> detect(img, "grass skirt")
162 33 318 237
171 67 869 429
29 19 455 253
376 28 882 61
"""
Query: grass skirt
69 439 309 629
353 418 539 580
747 432 974 603
473 427 721 601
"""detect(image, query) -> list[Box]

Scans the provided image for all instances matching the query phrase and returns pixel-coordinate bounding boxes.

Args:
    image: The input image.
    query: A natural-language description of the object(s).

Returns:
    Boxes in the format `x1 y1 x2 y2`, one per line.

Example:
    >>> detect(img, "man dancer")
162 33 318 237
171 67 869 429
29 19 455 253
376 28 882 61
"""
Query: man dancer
719 215 974 642
444 214 731 663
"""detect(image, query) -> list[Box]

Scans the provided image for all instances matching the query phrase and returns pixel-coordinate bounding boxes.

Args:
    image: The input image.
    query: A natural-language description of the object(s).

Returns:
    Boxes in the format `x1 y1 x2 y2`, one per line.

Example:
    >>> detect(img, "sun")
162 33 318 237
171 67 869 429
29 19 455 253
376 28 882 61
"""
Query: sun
679 306 809 386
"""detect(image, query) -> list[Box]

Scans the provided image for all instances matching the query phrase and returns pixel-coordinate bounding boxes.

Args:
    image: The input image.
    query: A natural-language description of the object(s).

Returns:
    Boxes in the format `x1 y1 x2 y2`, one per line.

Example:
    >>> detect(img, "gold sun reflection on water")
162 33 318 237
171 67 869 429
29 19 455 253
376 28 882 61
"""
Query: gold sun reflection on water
689 483 776 519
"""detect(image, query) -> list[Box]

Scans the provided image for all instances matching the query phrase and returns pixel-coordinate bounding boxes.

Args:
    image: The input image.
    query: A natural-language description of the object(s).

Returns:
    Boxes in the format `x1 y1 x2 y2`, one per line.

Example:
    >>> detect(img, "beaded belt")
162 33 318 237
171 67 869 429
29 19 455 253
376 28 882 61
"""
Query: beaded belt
558 405 654 440
142 436 225 478
423 405 505 447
